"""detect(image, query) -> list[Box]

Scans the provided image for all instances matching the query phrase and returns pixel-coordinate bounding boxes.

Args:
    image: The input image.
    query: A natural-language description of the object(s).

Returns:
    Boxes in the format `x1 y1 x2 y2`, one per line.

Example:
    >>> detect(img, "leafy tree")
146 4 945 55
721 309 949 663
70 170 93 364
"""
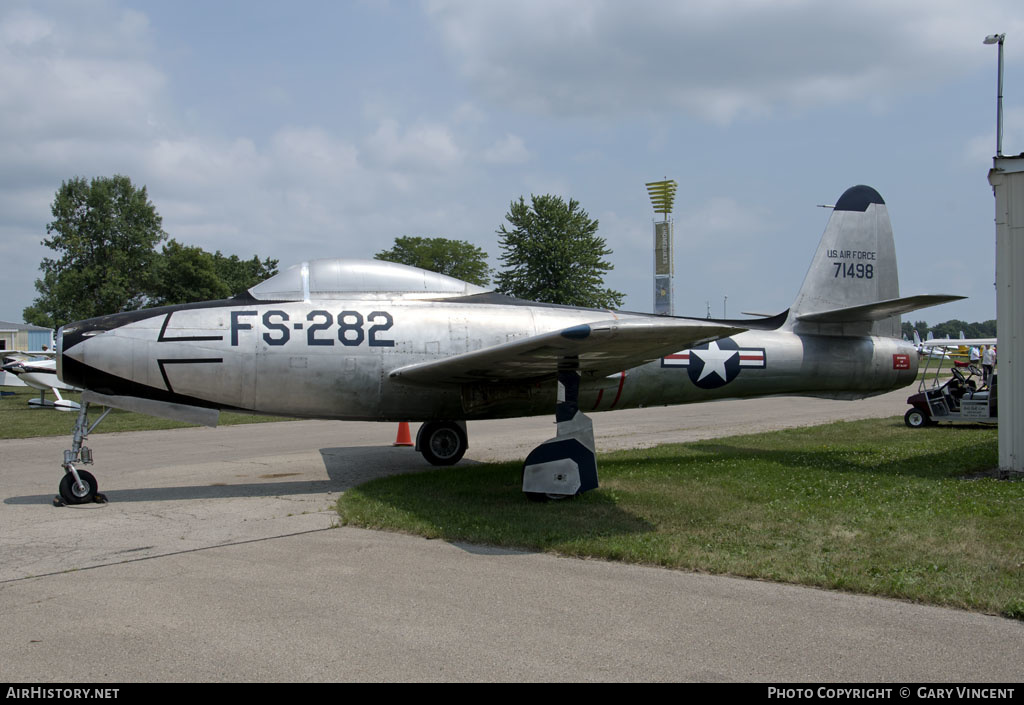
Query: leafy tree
138 242 279 307
24 175 166 328
24 176 280 323
494 194 624 309
905 319 997 339
211 251 279 296
374 236 491 287
147 240 231 307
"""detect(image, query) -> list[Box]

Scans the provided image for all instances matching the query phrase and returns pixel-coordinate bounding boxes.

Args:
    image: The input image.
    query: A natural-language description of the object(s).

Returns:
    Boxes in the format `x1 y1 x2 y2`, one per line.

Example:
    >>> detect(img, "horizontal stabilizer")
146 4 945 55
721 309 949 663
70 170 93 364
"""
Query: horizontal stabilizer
82 390 220 427
389 318 746 386
795 294 965 324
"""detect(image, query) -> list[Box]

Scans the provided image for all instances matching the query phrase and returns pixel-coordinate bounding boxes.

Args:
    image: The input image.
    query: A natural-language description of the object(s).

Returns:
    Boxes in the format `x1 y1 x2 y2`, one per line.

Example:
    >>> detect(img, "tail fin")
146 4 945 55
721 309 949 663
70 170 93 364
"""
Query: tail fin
789 185 901 336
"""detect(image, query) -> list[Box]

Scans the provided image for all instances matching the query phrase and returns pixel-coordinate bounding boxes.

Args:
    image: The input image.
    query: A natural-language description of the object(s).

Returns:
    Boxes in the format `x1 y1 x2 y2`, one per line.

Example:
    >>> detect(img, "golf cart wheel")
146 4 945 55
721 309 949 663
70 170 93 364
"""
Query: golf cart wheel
904 408 929 429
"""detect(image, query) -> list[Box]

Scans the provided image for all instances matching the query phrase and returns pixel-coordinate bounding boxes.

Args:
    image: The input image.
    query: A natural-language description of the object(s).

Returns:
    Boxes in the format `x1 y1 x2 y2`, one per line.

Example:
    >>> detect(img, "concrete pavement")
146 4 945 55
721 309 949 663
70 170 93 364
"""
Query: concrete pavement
1 389 1020 682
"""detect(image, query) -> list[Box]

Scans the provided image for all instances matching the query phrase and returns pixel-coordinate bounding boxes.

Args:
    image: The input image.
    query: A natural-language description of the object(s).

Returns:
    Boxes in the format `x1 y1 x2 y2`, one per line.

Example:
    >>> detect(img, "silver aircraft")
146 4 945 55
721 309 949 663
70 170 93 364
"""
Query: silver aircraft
53 185 961 505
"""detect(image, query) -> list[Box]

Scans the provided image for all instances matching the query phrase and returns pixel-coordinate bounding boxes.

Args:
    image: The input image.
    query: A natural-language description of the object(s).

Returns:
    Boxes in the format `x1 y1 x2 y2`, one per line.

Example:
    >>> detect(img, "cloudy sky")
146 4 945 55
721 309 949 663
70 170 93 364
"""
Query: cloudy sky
1 0 1021 326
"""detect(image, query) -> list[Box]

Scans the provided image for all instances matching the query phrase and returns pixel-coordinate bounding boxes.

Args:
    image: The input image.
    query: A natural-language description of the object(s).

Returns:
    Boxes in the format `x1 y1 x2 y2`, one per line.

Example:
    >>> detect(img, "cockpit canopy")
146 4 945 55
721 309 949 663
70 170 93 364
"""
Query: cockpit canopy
248 258 490 301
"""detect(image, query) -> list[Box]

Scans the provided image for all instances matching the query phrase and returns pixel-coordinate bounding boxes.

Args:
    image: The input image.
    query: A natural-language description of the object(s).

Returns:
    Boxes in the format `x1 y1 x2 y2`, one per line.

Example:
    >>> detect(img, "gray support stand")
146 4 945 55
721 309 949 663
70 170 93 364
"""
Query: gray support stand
522 370 599 498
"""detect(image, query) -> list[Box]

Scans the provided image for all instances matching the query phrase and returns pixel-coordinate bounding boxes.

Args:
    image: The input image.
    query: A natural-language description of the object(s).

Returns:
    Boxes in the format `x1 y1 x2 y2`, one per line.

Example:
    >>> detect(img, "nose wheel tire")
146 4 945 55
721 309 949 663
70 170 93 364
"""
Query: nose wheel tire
59 469 99 505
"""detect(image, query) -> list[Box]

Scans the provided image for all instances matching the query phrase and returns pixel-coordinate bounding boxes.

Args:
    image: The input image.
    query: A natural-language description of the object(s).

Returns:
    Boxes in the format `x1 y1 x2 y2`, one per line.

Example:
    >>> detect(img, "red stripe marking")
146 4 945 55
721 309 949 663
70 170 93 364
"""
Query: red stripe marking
609 371 626 409
592 388 604 411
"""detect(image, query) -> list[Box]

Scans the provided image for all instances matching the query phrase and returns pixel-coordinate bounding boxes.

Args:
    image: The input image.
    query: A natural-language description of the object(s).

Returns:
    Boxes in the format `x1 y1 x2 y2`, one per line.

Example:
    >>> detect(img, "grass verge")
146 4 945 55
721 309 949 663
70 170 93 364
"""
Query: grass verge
338 417 1023 619
0 387 295 439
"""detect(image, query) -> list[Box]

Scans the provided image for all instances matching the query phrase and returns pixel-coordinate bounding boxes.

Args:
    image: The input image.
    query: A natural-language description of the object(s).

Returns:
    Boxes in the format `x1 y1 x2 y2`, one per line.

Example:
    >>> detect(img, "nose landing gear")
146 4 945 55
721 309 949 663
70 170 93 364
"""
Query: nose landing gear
55 401 111 506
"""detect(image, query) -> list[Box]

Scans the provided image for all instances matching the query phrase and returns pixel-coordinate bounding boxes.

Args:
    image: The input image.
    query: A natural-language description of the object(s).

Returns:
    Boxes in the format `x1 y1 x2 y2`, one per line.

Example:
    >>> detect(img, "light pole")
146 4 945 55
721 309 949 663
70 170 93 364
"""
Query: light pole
984 33 1006 157
646 179 678 316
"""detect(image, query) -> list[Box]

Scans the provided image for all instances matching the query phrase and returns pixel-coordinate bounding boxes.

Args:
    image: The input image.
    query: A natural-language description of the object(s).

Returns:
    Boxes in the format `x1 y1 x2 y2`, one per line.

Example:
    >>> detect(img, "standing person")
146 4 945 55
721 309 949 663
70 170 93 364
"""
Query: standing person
970 345 981 368
982 345 996 385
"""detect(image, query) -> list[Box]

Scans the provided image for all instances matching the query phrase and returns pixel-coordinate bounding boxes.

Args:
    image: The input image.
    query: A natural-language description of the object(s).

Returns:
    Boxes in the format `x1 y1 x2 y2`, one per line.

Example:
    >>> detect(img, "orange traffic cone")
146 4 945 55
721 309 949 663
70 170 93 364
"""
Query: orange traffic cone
394 422 413 447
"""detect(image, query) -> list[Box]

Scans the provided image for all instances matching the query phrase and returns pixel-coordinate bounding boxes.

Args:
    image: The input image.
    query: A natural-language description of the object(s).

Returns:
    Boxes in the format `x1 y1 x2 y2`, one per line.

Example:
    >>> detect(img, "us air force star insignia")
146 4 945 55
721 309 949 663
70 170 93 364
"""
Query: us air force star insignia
693 340 734 383
661 337 767 389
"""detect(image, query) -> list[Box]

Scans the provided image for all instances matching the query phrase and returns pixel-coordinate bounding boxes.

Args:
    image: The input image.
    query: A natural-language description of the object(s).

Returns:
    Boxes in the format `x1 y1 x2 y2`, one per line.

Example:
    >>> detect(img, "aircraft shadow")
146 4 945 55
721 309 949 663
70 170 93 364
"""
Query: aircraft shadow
4 446 456 505
345 457 658 545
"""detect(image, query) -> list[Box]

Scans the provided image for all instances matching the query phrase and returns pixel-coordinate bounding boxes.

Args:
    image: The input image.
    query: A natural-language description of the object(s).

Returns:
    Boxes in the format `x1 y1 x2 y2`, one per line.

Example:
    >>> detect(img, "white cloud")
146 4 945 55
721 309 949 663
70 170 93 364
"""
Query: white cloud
364 118 463 170
426 0 1024 123
0 3 496 321
0 4 164 143
0 9 53 45
482 133 530 164
964 106 1024 165
0 1 1009 325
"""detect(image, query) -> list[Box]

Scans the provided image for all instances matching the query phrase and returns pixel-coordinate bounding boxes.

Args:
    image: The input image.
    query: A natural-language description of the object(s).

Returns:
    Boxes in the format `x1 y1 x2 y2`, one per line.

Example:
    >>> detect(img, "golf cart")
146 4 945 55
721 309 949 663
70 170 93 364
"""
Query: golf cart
904 348 997 428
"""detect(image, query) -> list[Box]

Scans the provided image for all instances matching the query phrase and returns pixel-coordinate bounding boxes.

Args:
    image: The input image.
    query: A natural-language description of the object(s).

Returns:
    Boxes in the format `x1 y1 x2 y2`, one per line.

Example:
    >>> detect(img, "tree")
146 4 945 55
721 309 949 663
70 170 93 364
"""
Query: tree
129 242 280 308
374 236 491 286
24 175 167 328
147 240 231 307
24 176 281 323
494 194 624 309
148 243 278 306
903 319 997 340
211 251 278 297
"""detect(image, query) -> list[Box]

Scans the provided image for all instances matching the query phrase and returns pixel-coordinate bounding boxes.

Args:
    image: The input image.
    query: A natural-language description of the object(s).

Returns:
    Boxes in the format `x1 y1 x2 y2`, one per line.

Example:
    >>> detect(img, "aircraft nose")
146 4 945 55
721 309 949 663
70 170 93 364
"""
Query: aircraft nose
56 310 138 387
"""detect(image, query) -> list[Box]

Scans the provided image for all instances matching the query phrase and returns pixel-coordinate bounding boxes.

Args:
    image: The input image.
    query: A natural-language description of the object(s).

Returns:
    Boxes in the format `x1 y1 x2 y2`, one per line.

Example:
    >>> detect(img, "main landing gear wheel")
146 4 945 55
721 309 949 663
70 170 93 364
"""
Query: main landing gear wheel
904 408 929 429
418 421 467 466
58 469 99 505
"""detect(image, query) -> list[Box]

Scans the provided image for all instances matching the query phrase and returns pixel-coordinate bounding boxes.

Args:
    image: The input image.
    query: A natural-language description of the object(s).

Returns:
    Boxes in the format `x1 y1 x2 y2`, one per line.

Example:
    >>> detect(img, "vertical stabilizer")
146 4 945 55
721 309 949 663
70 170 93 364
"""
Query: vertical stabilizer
789 185 900 337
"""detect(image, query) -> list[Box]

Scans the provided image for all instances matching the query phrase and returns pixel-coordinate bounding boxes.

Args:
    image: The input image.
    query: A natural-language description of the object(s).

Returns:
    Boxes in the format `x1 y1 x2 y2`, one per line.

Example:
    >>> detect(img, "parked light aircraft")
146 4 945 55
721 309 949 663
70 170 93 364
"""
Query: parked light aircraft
1 352 80 410
913 331 996 364
53 185 961 505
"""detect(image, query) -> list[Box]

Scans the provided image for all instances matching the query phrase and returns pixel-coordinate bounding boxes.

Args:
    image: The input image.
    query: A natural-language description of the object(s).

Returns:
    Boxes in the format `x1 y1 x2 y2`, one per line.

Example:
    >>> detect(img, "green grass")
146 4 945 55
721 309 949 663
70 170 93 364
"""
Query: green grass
338 418 1024 619
0 387 295 439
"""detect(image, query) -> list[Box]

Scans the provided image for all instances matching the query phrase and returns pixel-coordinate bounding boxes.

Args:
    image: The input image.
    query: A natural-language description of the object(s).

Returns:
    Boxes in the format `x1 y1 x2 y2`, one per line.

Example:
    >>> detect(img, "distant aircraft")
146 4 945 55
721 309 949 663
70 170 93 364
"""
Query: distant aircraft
52 185 961 505
1 352 80 410
920 337 996 348
914 332 996 366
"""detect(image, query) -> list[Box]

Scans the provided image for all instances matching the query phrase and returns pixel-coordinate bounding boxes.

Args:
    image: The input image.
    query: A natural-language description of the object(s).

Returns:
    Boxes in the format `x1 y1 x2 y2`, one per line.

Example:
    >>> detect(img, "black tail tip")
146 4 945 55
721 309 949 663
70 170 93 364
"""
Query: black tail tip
835 185 884 212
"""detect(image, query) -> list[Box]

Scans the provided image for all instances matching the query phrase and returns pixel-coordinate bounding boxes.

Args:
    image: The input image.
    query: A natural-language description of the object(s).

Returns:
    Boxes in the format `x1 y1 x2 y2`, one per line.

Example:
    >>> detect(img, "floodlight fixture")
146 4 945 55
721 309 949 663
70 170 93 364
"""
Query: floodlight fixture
646 179 678 216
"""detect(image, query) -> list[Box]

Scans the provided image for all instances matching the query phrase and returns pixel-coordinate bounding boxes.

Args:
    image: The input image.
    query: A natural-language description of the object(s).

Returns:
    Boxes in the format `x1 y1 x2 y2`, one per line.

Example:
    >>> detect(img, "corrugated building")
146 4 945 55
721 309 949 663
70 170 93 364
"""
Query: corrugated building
0 321 55 352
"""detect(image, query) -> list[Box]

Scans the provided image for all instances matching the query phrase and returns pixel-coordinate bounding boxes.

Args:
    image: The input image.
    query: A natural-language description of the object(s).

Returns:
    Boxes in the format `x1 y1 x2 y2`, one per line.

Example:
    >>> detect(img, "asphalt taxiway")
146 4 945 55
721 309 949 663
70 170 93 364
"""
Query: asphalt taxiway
1 390 1020 682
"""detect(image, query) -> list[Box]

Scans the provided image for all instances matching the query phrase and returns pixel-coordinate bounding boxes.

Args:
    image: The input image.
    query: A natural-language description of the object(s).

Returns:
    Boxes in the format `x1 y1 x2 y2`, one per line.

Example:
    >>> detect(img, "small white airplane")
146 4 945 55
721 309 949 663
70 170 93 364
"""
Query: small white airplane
913 332 996 365
1 351 81 410
919 337 996 349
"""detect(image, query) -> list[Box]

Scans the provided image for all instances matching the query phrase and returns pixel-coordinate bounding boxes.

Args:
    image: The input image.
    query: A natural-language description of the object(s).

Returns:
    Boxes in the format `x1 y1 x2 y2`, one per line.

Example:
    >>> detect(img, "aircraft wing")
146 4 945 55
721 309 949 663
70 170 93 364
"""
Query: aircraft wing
2 349 56 360
388 318 746 386
922 338 997 347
